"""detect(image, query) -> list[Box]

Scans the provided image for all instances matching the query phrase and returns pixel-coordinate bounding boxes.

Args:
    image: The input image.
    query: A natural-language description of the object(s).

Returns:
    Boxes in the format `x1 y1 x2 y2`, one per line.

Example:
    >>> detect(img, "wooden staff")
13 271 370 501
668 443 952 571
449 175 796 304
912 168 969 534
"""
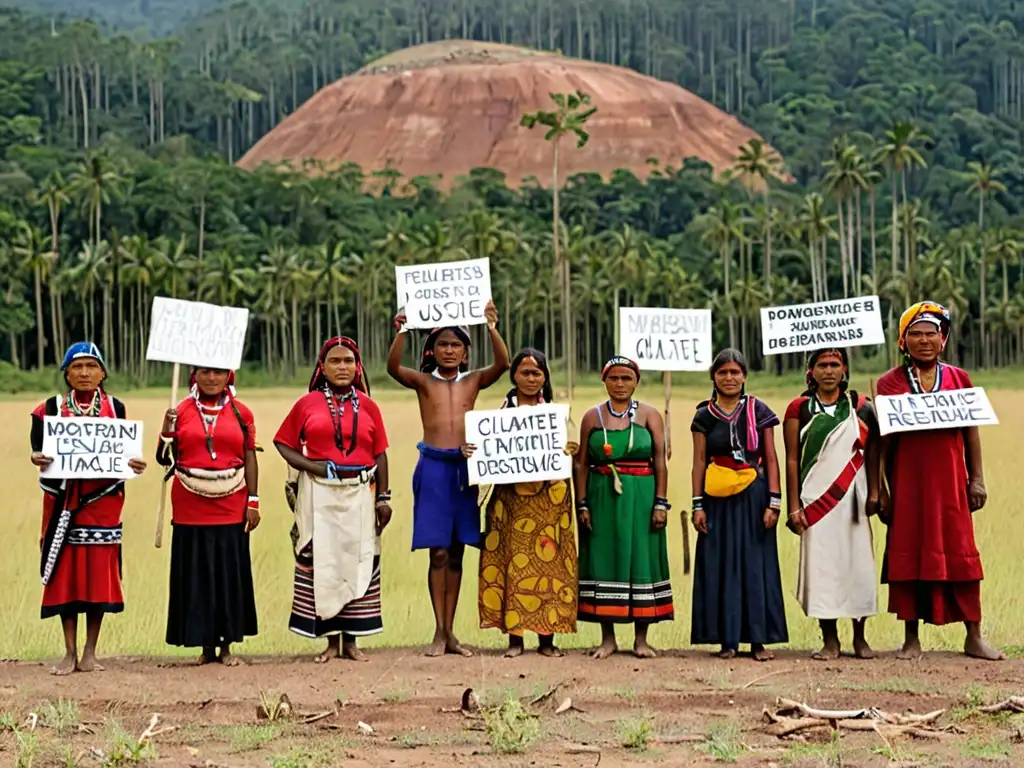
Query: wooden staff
153 362 180 548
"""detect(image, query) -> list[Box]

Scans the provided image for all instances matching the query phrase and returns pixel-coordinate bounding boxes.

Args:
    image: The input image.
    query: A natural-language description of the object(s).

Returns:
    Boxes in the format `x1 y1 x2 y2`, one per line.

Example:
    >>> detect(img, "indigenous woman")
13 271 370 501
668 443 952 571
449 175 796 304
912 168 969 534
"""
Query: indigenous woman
690 348 786 661
29 342 147 675
470 349 579 657
783 349 879 660
878 302 1003 660
156 367 260 665
575 356 672 659
274 337 392 663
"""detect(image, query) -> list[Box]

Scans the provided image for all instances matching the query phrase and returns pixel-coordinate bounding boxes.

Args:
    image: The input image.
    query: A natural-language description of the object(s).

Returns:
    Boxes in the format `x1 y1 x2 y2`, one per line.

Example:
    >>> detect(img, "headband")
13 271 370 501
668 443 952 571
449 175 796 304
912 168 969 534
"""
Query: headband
602 355 641 381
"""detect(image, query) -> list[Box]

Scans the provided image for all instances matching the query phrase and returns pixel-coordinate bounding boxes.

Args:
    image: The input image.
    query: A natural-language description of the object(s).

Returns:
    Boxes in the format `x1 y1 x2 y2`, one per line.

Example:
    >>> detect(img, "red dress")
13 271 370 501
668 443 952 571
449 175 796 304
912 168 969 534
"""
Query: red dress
168 397 256 526
877 364 983 624
31 392 127 619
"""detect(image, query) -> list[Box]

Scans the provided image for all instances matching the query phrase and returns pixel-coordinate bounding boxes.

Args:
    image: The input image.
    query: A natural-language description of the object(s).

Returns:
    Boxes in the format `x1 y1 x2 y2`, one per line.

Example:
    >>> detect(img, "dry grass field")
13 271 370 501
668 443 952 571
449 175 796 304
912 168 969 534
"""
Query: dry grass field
5 379 1024 766
4 378 1024 660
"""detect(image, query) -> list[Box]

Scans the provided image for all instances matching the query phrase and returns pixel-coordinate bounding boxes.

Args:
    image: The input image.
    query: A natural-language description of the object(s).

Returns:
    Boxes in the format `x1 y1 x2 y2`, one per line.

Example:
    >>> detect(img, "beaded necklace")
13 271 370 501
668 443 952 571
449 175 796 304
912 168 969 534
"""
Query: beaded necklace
193 389 229 460
322 384 359 455
66 389 101 416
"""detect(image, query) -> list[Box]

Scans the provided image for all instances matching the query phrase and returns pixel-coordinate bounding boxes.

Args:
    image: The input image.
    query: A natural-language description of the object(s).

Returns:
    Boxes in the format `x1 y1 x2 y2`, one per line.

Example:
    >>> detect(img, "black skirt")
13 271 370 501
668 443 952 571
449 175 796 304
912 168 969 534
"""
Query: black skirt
166 522 258 648
690 476 788 649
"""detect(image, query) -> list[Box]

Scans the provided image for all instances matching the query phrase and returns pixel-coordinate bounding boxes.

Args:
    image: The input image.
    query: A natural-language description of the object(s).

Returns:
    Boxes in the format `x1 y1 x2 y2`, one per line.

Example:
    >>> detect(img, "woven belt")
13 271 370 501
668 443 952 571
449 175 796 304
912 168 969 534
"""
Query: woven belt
591 463 654 477
67 525 122 545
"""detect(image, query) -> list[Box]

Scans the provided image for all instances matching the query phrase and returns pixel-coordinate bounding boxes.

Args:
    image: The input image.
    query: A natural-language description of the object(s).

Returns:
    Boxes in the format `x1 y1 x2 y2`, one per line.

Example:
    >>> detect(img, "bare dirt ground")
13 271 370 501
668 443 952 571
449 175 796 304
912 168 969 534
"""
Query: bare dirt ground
3 648 1024 766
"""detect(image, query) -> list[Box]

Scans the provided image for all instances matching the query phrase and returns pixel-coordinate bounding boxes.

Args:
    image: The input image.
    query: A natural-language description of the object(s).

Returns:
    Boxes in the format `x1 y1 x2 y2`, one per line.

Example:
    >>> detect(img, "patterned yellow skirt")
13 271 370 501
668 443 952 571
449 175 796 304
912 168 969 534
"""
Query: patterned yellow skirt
478 480 578 636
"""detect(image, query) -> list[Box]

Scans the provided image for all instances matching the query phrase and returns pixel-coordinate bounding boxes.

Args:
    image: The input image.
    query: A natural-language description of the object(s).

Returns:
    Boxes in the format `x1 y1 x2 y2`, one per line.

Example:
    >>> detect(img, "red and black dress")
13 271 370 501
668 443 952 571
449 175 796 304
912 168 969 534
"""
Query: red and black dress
157 391 258 648
31 390 127 619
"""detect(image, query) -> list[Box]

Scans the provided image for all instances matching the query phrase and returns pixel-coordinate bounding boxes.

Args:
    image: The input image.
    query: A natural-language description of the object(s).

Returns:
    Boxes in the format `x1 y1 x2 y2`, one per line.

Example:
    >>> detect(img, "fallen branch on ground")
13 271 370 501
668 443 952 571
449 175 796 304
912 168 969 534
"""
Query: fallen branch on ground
763 699 947 740
979 697 1024 714
139 713 177 745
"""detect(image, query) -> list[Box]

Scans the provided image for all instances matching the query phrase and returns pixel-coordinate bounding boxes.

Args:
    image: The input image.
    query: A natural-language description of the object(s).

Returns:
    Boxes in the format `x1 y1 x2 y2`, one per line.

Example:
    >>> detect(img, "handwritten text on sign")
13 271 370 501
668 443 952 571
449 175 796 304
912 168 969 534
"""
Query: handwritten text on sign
396 258 491 330
146 297 250 370
761 296 884 355
465 404 571 485
41 417 145 479
876 387 999 436
619 308 712 371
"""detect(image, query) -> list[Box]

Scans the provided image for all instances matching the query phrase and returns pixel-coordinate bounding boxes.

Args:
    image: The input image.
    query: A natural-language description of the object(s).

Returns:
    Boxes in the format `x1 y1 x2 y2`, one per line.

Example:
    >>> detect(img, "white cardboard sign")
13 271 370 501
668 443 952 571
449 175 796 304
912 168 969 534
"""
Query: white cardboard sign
761 296 884 355
619 308 712 371
146 297 249 370
41 417 144 479
396 258 491 330
465 404 571 485
876 387 999 436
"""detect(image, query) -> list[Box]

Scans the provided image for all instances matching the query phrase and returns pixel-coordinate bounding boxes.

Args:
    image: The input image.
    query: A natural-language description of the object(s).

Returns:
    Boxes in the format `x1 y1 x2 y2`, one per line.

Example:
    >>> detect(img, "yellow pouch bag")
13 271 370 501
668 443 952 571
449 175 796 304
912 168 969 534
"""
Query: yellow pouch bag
704 462 757 498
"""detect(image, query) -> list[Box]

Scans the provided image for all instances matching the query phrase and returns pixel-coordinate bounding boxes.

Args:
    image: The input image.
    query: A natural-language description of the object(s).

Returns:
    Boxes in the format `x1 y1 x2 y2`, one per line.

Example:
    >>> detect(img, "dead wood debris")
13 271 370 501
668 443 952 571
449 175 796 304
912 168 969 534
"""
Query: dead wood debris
979 696 1024 714
763 698 948 741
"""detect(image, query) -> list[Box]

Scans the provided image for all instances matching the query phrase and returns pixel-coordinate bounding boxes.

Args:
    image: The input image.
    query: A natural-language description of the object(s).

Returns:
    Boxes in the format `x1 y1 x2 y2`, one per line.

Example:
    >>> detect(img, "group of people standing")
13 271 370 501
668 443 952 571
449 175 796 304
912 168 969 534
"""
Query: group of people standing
27 299 1003 673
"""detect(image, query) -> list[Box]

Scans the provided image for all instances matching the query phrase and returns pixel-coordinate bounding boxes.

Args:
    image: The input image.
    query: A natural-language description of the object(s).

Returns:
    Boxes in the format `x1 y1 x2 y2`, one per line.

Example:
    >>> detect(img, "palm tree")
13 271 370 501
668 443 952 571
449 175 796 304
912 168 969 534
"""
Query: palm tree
874 121 929 271
521 90 597 403
797 193 836 301
12 222 51 369
694 201 747 347
37 172 69 356
823 139 869 296
67 151 124 250
963 161 1006 232
731 138 783 292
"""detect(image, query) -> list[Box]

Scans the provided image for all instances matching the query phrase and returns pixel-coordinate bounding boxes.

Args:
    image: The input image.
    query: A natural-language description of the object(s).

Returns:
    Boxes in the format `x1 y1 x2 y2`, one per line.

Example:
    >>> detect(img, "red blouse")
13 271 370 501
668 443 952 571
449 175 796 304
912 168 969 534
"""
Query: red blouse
168 397 256 526
274 390 388 468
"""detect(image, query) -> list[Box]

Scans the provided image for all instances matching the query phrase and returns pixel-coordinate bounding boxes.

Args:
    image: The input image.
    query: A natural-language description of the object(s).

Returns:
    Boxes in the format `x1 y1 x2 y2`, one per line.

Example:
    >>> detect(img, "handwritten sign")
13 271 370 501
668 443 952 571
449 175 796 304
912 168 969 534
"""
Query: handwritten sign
619 308 712 371
761 296 884 355
396 258 491 330
465 404 571 485
876 387 999 436
41 417 144 479
146 297 250 370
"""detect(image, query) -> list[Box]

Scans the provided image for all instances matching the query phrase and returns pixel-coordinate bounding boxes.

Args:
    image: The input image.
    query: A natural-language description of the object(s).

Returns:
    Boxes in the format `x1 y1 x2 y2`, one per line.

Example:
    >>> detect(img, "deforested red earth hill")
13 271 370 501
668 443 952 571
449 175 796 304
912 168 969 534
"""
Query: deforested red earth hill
237 39 778 188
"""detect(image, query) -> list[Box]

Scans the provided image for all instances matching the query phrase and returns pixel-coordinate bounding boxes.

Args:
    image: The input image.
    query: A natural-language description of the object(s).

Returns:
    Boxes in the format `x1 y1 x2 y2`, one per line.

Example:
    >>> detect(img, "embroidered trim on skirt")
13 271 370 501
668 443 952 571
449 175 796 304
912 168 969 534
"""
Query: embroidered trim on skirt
289 548 383 638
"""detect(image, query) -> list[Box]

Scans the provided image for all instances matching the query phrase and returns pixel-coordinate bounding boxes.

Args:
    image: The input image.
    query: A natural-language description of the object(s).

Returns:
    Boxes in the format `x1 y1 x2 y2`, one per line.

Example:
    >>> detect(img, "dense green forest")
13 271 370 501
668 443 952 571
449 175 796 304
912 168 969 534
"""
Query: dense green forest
1 0 1023 387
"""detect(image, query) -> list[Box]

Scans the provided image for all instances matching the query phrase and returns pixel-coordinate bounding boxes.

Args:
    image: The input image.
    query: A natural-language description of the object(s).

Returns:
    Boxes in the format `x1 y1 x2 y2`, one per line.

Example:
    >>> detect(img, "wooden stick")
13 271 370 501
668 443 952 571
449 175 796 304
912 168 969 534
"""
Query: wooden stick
154 363 179 548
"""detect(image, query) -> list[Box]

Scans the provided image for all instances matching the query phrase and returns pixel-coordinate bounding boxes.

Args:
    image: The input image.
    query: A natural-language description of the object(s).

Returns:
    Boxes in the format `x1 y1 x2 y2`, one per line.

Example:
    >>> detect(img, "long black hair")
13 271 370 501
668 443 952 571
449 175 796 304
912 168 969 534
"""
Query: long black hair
504 347 553 406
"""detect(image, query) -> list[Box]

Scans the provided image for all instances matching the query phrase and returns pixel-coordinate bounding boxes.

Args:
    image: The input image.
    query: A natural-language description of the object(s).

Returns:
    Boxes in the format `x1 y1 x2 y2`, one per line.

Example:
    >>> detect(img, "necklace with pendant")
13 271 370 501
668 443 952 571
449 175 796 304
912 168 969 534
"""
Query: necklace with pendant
67 390 100 416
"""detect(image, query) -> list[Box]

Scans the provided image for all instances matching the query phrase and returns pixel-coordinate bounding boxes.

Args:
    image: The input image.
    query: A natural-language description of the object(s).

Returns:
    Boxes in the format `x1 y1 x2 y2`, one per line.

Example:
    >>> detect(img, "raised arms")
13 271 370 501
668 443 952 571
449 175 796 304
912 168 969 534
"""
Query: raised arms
386 313 424 390
475 300 511 390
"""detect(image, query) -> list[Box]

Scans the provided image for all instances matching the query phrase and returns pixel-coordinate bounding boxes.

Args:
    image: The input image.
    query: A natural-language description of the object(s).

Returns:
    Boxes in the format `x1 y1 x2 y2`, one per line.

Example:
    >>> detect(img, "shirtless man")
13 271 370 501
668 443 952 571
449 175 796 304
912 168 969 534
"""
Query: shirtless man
387 300 510 657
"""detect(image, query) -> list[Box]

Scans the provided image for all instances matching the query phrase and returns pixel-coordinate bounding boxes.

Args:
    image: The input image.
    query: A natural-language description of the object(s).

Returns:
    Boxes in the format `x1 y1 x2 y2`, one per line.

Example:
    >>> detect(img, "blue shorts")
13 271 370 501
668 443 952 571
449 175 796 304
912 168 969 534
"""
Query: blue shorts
411 443 480 550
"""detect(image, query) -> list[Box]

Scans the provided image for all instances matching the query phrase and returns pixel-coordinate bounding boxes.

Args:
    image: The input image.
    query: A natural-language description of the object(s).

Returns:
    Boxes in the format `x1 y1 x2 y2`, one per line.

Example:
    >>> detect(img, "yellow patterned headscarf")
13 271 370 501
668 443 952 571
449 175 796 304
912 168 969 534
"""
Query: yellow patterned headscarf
898 301 950 352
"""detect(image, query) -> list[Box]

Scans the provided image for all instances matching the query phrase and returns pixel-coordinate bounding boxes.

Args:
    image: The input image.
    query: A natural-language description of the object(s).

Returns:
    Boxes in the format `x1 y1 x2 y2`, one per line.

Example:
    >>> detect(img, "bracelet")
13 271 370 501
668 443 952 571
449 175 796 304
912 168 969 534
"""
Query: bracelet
576 497 589 513
769 492 782 511
376 490 392 502
692 495 704 512
654 496 671 511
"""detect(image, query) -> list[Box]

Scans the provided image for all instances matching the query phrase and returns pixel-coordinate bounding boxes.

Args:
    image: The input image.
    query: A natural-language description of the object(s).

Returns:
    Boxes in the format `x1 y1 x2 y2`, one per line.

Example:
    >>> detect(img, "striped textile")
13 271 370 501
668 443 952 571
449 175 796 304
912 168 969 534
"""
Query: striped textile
288 547 382 638
578 578 674 622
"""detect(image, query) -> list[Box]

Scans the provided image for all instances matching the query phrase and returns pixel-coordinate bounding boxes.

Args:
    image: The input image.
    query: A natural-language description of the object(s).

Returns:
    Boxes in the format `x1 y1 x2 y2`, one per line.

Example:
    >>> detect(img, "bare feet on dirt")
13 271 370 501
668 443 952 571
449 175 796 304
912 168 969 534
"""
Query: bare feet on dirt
537 645 563 658
220 651 241 667
342 642 369 662
76 653 104 672
853 638 876 659
964 636 1006 661
425 630 446 658
717 648 737 659
811 640 841 661
633 638 657 659
591 638 617 660
314 641 340 664
896 637 923 660
752 644 774 662
504 645 524 658
445 636 473 657
51 654 76 676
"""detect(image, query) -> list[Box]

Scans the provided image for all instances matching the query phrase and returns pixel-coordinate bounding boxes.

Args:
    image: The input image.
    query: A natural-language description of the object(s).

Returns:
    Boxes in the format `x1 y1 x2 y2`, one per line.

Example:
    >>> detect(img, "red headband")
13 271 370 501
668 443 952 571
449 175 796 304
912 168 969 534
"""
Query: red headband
309 336 368 393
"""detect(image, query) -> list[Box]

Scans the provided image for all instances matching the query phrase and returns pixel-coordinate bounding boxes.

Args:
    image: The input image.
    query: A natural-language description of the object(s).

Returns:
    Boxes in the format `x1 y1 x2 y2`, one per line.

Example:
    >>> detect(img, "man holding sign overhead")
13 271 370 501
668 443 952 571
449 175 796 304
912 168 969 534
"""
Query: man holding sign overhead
387 298 510 658
29 343 148 675
877 302 1003 661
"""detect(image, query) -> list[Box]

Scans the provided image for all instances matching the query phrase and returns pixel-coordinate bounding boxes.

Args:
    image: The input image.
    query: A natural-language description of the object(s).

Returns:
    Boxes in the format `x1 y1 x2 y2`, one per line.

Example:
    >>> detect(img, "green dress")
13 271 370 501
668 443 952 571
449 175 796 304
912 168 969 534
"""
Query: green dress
578 423 674 623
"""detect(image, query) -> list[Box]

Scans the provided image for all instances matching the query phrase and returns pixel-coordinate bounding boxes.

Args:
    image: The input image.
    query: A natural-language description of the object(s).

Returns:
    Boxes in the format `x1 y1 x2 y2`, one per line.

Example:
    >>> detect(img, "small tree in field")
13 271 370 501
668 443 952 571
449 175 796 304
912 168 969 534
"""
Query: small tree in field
521 91 597 403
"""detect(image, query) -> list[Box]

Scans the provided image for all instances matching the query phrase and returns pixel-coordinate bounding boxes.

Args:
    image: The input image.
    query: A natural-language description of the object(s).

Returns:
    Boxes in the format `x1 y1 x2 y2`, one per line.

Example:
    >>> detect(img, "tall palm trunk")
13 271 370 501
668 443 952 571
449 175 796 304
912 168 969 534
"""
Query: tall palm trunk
33 265 44 368
890 173 898 269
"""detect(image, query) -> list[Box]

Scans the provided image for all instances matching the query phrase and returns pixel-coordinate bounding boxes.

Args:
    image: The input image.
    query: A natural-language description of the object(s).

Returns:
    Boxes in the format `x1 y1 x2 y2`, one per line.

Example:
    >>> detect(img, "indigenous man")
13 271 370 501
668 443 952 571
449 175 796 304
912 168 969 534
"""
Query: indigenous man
387 300 510 657
877 301 1004 661
784 348 879 660
29 342 147 674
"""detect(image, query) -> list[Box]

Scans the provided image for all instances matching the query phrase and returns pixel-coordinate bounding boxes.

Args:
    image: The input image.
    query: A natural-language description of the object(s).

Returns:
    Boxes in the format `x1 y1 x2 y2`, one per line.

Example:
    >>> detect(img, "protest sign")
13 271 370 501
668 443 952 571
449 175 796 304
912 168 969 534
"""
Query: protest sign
146 297 250 370
41 417 144 480
876 387 999 436
761 296 884 355
396 258 491 330
619 308 712 371
465 404 571 485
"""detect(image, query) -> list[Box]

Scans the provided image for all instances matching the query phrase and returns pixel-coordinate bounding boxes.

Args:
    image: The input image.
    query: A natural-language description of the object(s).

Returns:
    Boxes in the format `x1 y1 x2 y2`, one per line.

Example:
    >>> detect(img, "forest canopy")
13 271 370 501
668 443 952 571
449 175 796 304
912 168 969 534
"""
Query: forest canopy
0 0 1023 386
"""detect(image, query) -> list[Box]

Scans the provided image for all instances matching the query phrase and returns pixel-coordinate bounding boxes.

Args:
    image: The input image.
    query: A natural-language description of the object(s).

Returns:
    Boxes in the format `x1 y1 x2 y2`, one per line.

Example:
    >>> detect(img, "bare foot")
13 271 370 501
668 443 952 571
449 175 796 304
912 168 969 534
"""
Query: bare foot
425 632 446 658
220 652 241 667
76 654 104 672
752 645 774 662
342 643 369 662
717 648 737 659
896 637 922 660
853 639 876 660
445 637 473 657
965 636 1006 661
537 645 563 658
591 638 617 660
633 639 657 659
314 642 340 664
196 653 216 666
504 645 524 658
811 644 841 661
51 654 77 676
